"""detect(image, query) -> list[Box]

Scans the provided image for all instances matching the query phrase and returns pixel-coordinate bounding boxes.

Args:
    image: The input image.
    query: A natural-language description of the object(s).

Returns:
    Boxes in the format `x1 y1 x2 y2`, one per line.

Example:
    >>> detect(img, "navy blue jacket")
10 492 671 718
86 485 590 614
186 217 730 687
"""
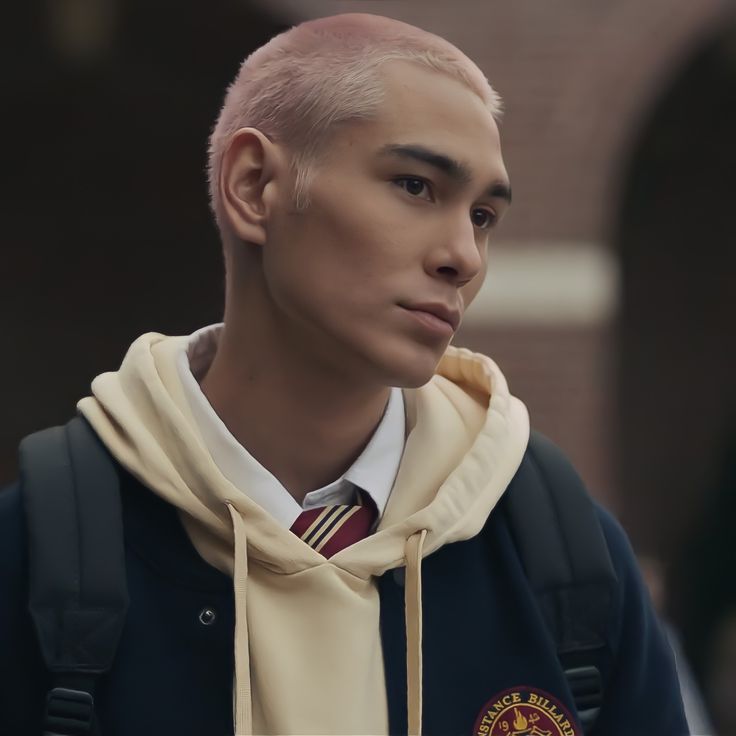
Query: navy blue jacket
0 462 688 735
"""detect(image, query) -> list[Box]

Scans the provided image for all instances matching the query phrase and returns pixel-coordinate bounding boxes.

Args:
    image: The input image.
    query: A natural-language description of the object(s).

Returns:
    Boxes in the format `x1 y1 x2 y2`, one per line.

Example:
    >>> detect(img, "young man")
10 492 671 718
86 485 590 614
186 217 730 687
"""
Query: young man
0 13 689 736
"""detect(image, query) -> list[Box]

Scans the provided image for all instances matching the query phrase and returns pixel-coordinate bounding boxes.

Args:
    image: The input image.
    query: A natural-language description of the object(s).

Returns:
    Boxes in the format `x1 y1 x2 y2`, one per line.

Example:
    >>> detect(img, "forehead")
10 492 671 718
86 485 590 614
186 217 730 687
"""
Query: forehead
341 60 506 183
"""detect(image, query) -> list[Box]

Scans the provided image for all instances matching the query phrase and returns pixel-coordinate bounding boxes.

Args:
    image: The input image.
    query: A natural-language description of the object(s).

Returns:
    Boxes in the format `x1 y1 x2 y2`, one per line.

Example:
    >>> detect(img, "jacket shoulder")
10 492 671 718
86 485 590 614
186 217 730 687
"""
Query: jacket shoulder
511 434 689 732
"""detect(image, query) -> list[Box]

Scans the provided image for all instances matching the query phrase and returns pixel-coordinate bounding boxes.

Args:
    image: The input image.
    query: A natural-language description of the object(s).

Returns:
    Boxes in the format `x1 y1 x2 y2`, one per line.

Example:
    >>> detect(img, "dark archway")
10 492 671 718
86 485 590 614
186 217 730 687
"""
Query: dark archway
615 16 736 726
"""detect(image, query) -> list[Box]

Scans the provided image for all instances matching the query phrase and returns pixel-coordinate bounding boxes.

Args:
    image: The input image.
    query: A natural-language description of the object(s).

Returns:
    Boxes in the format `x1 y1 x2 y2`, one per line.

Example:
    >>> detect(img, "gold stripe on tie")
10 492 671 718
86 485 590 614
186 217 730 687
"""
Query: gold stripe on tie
313 506 362 553
298 506 337 543
305 506 352 548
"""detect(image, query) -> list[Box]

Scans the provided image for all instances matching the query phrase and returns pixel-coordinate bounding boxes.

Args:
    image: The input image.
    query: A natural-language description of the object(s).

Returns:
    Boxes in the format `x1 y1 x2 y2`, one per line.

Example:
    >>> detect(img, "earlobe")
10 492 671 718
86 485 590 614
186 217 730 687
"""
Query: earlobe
220 128 278 246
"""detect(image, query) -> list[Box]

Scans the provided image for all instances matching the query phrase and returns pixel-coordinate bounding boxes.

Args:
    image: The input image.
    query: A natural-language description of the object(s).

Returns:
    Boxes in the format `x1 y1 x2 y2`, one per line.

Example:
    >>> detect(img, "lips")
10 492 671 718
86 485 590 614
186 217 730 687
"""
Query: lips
400 302 461 331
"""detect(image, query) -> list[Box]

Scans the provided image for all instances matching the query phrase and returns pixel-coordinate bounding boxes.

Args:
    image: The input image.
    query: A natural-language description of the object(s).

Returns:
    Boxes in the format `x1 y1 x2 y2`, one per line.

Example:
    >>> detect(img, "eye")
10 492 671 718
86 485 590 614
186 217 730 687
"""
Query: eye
394 177 433 200
471 208 497 230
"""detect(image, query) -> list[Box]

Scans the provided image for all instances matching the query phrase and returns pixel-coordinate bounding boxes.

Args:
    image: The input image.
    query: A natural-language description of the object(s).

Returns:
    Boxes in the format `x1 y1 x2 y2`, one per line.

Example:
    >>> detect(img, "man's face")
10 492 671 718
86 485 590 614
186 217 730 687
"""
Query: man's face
260 60 511 388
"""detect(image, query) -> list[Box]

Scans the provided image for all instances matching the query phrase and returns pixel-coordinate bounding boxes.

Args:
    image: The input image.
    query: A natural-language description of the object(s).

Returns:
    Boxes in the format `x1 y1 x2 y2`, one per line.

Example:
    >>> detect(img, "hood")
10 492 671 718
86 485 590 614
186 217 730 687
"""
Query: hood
77 330 530 734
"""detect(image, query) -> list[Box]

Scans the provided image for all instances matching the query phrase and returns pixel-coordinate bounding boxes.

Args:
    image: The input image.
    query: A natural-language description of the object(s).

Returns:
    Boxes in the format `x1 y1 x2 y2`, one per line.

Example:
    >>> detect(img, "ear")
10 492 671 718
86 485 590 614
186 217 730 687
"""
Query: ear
219 128 285 246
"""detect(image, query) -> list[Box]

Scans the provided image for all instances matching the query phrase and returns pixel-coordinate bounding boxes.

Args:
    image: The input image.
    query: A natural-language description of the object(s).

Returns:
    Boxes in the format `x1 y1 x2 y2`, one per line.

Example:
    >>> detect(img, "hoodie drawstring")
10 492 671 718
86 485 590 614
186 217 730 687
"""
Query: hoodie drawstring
226 507 426 736
405 529 427 736
227 502 253 736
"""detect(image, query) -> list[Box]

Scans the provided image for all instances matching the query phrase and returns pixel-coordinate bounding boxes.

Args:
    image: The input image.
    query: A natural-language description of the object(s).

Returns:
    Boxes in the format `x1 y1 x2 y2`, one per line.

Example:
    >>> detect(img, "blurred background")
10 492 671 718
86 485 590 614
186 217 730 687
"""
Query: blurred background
2 0 735 731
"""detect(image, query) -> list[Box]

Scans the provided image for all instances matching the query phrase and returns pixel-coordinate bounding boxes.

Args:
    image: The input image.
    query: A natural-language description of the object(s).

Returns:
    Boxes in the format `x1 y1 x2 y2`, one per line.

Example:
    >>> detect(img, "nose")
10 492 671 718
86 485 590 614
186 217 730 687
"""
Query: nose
425 218 484 287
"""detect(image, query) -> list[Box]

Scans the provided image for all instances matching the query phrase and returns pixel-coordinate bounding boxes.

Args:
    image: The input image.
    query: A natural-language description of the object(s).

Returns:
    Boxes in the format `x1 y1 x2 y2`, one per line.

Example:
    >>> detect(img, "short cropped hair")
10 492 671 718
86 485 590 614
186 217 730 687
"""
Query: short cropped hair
207 13 502 238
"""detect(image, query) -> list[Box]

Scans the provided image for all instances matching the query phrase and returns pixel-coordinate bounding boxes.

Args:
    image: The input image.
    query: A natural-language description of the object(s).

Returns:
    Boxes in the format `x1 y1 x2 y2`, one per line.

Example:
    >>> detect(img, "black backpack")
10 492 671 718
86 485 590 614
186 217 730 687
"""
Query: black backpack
19 416 617 736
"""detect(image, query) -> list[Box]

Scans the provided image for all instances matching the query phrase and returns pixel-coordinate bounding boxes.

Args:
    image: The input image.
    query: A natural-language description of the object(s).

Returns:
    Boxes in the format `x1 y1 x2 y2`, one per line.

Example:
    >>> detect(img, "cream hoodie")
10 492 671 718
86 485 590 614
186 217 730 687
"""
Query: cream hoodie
77 332 529 735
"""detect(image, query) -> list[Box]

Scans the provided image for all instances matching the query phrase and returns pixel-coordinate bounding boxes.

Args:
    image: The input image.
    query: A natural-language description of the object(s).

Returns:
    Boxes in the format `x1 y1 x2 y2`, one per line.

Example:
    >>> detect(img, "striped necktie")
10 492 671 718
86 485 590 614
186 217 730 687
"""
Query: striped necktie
290 489 377 559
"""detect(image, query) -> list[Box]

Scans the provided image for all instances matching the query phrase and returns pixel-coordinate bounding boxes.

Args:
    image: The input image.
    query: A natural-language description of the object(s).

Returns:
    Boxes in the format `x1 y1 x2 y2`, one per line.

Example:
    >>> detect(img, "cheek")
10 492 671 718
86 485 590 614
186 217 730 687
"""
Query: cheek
268 174 420 306
264 212 386 316
307 204 407 283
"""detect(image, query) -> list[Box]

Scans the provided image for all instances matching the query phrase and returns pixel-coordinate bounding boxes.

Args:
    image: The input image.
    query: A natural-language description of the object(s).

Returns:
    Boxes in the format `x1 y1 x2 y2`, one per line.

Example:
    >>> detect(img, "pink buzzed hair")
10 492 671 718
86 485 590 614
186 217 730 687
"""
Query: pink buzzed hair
207 13 502 237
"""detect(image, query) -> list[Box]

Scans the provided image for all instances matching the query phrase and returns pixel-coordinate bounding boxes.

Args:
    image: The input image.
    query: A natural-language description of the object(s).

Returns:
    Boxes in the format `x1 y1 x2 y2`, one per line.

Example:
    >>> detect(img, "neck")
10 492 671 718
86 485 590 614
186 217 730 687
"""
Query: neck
199 318 392 505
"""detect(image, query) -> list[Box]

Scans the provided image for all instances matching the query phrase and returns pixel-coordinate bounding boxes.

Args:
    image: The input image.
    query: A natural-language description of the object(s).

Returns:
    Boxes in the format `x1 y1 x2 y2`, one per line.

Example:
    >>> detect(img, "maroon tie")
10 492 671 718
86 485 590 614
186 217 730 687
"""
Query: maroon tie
290 490 377 558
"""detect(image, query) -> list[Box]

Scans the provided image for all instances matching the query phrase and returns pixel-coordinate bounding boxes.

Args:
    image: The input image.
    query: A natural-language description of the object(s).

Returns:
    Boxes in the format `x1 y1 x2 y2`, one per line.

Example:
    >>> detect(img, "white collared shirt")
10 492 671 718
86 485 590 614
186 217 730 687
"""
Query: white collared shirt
176 324 405 529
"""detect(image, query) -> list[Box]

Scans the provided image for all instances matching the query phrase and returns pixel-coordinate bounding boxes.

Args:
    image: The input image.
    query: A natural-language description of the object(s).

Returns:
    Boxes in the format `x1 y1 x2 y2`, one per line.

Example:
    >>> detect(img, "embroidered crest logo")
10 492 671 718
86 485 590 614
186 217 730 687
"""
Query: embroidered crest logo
473 687 580 736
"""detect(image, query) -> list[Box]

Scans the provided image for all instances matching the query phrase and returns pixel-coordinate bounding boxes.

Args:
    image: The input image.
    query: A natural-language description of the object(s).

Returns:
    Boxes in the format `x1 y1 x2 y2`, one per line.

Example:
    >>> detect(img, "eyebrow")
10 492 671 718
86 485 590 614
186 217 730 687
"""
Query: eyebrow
377 143 512 204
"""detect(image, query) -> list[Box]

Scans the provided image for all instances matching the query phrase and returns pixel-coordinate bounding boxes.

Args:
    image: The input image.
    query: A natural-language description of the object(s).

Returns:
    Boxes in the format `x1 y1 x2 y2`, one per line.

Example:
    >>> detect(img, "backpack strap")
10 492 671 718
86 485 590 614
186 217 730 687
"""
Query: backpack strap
504 430 618 734
19 416 129 736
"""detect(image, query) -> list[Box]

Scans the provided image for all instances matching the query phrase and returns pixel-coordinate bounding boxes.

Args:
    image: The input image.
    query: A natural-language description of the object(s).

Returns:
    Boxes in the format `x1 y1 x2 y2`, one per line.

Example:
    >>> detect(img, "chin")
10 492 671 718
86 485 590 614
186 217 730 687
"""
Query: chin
369 343 445 389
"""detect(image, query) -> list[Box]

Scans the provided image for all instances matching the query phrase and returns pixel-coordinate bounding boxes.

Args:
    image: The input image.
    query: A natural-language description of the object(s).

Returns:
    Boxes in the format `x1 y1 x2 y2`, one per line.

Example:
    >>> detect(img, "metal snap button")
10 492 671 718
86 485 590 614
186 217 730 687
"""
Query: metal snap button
199 607 217 626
